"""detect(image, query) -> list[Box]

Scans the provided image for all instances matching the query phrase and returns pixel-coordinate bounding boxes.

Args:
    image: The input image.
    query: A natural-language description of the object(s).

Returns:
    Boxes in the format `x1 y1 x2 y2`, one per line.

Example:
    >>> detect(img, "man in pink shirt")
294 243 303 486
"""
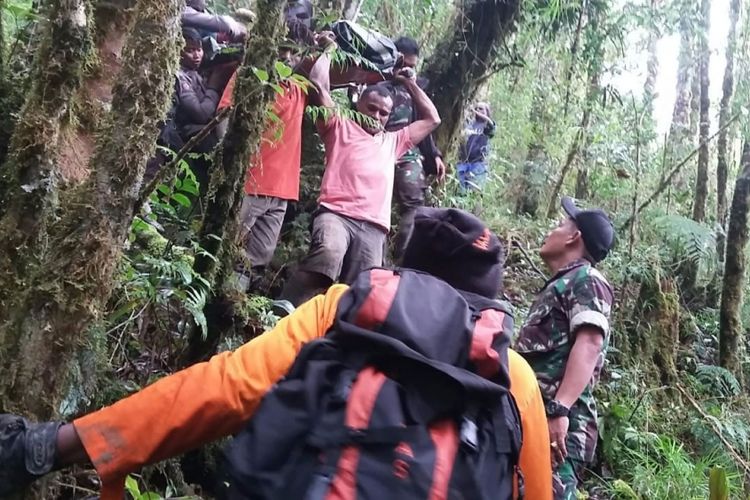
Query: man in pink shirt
278 38 441 308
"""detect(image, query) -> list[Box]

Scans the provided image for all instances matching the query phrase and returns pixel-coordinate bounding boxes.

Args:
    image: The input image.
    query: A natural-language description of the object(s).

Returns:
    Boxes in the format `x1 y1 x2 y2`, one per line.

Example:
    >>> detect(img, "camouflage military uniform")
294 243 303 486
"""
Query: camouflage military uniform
513 259 614 499
383 81 440 260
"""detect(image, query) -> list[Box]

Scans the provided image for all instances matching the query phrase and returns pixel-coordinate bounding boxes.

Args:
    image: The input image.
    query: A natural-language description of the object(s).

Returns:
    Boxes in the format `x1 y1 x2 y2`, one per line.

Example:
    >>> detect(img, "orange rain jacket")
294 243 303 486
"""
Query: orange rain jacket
74 285 552 499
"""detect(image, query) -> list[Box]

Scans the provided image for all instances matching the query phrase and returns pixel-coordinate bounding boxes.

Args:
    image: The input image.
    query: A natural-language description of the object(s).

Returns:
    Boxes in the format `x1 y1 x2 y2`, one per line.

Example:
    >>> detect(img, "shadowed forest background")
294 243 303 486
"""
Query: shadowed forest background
2 0 750 497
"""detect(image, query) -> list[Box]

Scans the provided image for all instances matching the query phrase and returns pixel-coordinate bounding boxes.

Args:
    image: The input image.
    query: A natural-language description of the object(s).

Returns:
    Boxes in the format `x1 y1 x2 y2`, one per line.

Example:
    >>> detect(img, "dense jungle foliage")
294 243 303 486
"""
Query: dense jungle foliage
3 0 750 498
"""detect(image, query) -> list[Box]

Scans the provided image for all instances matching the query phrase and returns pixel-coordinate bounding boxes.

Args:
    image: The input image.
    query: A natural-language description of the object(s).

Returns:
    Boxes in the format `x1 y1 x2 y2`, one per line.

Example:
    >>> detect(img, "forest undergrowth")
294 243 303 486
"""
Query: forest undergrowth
4 0 750 498
60 152 750 500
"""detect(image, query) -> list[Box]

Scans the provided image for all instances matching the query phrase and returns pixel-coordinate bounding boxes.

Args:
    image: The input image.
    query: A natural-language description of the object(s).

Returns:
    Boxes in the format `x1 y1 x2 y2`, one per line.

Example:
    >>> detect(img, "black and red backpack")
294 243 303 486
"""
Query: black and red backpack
219 268 523 499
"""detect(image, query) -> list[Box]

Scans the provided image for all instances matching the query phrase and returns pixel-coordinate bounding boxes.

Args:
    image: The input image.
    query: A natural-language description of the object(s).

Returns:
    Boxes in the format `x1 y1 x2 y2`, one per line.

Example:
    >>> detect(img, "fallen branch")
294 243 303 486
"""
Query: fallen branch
620 113 741 231
676 384 750 480
511 239 547 281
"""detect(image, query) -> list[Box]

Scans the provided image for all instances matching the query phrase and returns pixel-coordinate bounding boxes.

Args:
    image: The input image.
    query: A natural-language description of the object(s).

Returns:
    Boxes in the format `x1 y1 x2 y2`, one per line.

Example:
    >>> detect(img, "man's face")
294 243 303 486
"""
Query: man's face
278 48 301 68
285 1 312 29
181 40 203 70
356 92 393 134
400 53 419 70
540 217 579 262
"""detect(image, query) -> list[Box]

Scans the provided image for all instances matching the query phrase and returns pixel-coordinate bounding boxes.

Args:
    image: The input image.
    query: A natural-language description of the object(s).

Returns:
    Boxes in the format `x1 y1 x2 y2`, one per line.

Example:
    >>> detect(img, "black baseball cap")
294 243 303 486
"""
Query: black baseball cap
561 196 615 263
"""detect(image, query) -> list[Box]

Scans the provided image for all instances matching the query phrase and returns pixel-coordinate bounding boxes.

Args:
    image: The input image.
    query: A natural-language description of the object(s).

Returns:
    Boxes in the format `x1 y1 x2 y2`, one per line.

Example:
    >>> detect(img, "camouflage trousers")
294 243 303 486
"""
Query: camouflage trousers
553 458 584 500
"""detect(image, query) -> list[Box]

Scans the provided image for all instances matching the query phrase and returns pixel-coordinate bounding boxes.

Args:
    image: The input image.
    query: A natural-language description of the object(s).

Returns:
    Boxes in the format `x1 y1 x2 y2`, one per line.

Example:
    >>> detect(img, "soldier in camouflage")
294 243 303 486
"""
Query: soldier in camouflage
383 37 446 261
514 196 615 500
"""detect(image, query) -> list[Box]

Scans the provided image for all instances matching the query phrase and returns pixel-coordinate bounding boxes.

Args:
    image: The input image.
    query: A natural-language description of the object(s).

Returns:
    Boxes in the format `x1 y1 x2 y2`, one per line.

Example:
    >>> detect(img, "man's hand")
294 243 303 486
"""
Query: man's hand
548 416 569 466
224 16 247 41
0 414 63 496
315 31 337 51
393 67 417 86
434 156 447 183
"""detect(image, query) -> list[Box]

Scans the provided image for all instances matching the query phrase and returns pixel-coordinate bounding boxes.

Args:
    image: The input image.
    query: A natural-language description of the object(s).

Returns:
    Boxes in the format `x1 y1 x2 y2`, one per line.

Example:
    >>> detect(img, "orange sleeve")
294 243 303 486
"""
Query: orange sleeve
74 285 348 499
509 350 553 500
217 71 237 111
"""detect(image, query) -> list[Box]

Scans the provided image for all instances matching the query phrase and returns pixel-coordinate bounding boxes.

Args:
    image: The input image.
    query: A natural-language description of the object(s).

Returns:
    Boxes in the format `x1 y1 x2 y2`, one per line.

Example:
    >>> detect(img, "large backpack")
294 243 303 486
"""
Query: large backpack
331 21 399 73
219 268 524 500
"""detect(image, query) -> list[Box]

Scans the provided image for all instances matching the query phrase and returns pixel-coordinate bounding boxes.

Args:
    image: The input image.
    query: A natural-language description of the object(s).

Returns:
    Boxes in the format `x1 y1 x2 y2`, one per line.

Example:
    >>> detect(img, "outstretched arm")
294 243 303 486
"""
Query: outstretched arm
1 286 348 499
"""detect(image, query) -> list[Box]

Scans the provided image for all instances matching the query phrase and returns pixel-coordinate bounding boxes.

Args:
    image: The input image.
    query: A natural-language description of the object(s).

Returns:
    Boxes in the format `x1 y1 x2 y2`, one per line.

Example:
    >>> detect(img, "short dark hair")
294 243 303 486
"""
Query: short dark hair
182 27 203 45
361 84 393 101
394 36 419 57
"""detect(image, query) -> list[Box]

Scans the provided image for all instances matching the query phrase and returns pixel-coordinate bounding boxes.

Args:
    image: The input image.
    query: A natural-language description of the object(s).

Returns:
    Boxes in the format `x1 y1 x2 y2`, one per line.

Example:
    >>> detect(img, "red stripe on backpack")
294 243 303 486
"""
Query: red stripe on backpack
327 367 387 500
469 309 506 379
354 269 401 329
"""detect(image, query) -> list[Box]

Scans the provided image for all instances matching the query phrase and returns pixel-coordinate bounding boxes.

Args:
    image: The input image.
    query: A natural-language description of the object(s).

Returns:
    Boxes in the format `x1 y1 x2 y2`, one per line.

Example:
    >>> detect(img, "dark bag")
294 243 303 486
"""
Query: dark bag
332 20 398 73
219 268 524 500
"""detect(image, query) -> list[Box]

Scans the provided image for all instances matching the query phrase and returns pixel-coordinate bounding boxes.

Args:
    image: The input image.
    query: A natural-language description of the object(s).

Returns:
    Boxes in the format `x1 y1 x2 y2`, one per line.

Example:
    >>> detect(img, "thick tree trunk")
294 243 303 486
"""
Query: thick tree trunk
0 0 181 419
668 15 693 166
692 0 711 222
0 1 43 166
719 142 750 376
56 0 138 185
421 0 520 154
0 0 91 237
716 0 741 248
186 0 288 363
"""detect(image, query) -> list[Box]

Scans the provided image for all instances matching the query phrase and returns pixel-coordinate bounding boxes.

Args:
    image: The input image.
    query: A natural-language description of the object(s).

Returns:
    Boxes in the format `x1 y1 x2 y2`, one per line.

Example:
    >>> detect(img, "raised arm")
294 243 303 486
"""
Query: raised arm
307 33 336 108
181 7 247 41
396 69 441 145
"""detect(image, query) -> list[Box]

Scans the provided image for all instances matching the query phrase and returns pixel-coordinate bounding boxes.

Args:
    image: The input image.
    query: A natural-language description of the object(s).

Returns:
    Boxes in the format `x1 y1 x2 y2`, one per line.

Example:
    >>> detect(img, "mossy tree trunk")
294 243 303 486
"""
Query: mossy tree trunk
719 141 750 376
185 0 288 364
56 0 138 185
0 1 45 166
420 0 520 155
716 0 741 261
0 0 91 247
691 0 710 223
630 273 679 385
0 0 181 419
668 13 694 170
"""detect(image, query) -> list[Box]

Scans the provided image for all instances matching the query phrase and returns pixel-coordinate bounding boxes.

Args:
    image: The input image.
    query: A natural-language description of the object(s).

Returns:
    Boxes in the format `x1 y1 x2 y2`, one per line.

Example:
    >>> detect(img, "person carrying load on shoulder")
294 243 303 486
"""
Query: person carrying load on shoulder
1 208 552 500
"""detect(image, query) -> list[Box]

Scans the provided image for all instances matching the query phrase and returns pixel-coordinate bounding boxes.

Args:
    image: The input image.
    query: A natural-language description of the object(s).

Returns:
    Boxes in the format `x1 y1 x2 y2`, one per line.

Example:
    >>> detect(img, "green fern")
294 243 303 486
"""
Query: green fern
183 286 208 339
695 364 742 398
654 215 716 268
306 104 379 131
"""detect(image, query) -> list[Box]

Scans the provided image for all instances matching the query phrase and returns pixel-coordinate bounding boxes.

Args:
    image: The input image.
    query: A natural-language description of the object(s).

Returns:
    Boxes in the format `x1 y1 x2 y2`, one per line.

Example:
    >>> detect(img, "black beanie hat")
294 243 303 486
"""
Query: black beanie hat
402 207 504 299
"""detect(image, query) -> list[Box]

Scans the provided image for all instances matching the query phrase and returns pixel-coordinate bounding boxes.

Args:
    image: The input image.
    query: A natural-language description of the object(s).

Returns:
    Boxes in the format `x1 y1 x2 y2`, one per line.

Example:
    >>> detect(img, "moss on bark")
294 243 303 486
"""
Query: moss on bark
421 0 520 154
719 142 750 376
0 0 181 418
186 0 287 363
0 1 92 311
630 272 679 385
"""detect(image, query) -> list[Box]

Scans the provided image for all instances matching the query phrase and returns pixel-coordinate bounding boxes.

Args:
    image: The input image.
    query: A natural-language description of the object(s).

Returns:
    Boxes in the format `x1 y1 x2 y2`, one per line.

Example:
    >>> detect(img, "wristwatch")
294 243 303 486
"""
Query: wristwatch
545 399 570 418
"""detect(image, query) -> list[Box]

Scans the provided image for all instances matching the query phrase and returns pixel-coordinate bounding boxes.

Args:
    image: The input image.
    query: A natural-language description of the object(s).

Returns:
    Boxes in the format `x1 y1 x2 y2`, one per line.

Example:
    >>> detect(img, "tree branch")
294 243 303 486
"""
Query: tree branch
136 106 233 210
619 112 741 231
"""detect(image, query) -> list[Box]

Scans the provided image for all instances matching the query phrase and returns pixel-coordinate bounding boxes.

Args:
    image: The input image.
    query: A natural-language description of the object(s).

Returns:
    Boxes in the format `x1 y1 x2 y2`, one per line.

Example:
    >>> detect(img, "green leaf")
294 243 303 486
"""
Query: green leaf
124 475 141 498
252 67 269 82
172 193 192 208
156 184 172 196
270 83 285 95
274 60 293 79
709 467 729 500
